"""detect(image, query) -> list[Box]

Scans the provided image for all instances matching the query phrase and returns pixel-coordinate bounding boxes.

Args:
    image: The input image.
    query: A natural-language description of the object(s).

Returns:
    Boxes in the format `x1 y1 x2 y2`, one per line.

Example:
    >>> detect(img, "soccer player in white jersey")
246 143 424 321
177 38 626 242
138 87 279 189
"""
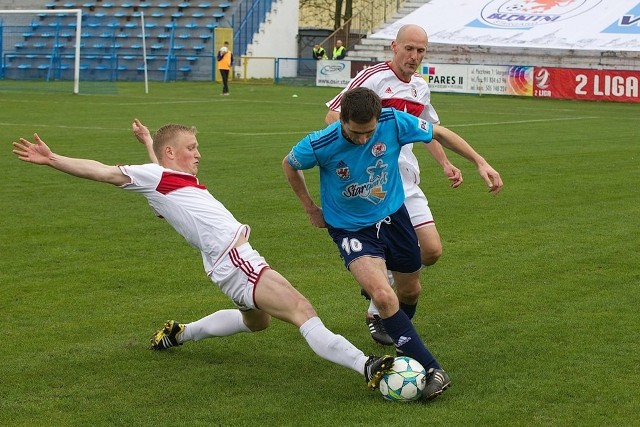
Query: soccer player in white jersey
325 24 501 346
11 121 395 391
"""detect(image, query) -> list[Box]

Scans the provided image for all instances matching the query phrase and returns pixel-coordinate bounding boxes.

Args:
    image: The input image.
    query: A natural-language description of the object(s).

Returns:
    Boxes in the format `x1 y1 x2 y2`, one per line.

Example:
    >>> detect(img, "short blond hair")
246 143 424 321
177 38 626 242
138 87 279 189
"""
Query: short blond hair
152 124 197 161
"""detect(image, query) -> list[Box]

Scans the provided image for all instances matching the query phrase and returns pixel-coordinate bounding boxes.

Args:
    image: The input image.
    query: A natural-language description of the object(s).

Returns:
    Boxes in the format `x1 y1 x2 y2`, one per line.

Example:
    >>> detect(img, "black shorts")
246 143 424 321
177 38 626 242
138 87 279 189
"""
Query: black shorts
327 205 421 273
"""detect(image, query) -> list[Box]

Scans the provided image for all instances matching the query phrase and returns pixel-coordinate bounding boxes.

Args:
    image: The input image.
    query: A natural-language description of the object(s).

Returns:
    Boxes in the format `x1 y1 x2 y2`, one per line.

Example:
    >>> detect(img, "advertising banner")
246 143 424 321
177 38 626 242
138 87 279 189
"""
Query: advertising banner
533 67 640 102
315 60 352 87
372 0 640 52
422 64 534 96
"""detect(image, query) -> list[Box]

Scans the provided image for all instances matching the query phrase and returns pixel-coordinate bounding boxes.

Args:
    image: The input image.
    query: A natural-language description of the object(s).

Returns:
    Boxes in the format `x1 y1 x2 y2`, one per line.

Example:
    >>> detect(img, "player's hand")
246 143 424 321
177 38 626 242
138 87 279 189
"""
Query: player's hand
12 133 52 165
132 118 152 146
477 164 503 195
443 162 463 188
306 205 327 228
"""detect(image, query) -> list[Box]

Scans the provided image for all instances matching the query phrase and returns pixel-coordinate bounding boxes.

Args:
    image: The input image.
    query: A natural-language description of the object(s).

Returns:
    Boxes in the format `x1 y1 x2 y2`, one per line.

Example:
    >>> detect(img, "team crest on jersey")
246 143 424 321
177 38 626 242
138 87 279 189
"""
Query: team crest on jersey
335 160 350 180
371 142 386 157
411 88 418 98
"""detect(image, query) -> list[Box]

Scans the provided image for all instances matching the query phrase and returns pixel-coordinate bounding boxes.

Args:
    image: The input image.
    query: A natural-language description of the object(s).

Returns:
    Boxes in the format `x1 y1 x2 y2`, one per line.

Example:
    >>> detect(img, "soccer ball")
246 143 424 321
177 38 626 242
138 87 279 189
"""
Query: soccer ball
219 46 228 54
379 356 426 402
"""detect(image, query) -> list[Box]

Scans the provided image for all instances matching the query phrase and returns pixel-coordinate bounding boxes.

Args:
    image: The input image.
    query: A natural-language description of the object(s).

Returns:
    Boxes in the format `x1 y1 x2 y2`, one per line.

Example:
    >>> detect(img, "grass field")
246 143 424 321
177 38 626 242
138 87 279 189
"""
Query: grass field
1 81 639 426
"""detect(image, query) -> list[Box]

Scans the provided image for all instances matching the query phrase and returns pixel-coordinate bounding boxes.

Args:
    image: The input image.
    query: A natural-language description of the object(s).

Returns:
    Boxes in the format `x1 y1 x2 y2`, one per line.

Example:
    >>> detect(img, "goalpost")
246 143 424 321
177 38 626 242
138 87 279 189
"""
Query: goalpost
0 8 149 94
0 9 82 93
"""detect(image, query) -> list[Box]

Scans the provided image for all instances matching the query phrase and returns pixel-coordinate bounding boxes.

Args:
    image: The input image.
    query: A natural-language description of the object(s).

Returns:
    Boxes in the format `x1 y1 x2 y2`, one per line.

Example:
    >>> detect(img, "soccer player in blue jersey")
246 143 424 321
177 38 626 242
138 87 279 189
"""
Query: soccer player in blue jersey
283 87 502 401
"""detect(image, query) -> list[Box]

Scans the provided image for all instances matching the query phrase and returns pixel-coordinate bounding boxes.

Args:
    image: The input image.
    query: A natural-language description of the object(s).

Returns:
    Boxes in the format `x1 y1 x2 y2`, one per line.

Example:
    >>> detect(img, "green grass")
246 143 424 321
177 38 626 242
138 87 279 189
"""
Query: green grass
1 81 639 426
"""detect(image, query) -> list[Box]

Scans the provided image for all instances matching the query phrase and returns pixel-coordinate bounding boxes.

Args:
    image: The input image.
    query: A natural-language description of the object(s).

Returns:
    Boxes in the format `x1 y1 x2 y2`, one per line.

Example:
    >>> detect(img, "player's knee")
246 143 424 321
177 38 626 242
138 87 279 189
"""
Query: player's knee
397 282 422 303
421 246 442 266
246 313 271 332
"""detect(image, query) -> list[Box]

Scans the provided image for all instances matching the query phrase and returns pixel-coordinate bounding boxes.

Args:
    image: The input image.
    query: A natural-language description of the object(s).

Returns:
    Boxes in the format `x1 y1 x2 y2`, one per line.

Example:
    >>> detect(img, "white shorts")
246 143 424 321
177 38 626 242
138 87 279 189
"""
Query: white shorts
208 243 270 311
401 167 435 229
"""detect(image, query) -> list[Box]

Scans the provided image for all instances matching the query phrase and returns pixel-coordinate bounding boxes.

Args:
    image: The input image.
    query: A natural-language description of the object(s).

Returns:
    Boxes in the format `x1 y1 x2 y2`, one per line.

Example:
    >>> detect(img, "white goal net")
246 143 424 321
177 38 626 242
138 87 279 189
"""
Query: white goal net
1 9 82 93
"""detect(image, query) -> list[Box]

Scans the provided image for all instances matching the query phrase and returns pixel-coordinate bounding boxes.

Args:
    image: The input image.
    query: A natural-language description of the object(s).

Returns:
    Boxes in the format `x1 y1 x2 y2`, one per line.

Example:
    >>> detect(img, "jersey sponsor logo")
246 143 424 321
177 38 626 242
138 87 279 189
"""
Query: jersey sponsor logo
156 172 206 195
335 160 350 180
341 159 388 205
371 142 386 157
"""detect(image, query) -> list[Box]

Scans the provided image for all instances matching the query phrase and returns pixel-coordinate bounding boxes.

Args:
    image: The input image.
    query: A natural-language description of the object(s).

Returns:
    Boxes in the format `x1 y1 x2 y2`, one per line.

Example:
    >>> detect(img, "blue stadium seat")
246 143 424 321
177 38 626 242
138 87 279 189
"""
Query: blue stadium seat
218 2 231 10
198 2 212 8
191 12 204 18
212 12 225 21
158 2 171 8
18 64 32 70
185 22 199 29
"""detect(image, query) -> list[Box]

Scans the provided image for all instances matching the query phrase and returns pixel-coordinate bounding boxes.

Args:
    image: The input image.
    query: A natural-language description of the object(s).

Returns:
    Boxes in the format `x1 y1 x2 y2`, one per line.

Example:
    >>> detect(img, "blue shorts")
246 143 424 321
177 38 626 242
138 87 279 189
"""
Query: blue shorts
327 205 421 273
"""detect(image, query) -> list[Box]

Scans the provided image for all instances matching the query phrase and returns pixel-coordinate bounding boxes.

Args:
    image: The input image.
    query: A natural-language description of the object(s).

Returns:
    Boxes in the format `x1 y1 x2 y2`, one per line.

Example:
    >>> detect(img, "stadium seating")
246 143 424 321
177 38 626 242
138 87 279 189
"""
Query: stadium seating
3 0 238 82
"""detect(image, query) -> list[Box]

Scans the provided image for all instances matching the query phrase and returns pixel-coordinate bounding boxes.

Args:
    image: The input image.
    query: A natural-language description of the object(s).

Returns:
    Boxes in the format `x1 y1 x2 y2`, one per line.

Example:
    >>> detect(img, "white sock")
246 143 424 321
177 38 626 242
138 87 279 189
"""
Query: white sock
300 316 369 375
181 309 250 342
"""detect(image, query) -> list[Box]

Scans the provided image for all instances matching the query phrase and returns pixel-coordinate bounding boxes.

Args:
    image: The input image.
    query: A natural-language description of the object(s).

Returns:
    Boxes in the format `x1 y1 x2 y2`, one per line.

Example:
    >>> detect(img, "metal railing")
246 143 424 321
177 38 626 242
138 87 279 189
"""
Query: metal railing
319 0 402 56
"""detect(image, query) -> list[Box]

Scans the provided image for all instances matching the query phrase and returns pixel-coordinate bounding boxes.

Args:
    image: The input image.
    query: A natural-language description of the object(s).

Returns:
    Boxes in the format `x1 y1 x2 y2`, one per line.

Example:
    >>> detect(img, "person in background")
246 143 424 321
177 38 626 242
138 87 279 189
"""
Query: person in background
312 44 328 60
332 40 347 60
217 41 233 96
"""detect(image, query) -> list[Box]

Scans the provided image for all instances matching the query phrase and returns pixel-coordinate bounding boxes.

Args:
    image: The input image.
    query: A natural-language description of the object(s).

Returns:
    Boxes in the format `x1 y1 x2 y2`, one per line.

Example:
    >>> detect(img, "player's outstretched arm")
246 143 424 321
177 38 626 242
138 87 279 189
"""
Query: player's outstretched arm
282 156 326 228
431 126 503 195
12 133 130 186
132 118 158 164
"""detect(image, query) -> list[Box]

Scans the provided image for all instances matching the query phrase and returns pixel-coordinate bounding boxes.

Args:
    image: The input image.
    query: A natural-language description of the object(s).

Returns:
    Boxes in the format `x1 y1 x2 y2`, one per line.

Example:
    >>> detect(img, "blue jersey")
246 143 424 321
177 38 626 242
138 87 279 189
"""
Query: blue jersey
287 108 433 231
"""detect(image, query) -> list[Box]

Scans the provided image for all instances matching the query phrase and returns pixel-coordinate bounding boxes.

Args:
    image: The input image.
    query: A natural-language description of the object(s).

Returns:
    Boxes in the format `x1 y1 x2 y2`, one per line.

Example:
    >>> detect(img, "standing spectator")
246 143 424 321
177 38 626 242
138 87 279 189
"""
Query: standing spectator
312 44 328 60
217 41 233 96
332 40 347 60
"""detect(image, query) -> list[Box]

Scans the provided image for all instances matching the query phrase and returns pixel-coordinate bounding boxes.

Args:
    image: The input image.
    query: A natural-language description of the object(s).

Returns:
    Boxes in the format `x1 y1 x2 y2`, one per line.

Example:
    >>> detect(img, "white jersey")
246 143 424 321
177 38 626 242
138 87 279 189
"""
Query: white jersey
118 163 249 274
326 61 440 185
